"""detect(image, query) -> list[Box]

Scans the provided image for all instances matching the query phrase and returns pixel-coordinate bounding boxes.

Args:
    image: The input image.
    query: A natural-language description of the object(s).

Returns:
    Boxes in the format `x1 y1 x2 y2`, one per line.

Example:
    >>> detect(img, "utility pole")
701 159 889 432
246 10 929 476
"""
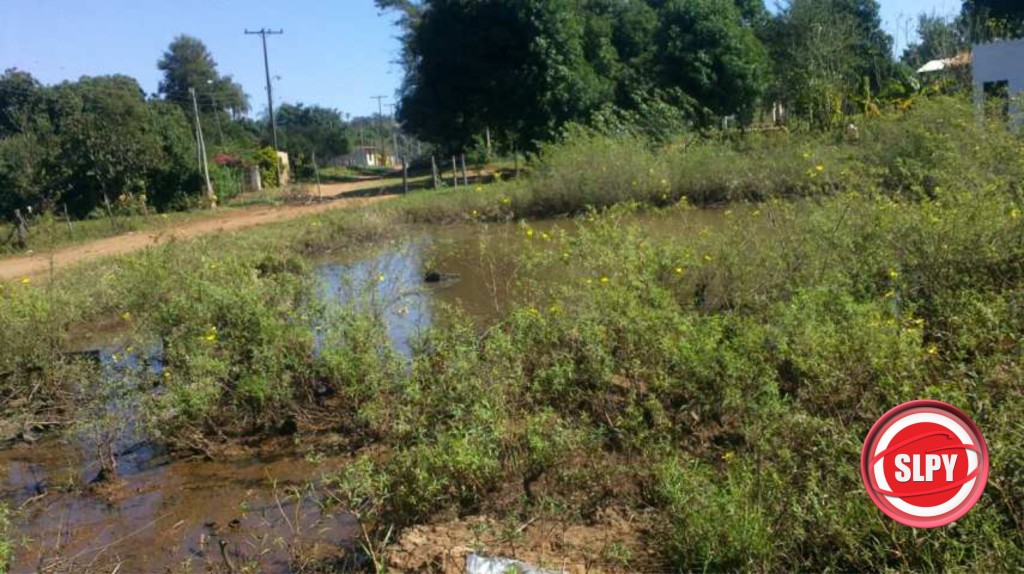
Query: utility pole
372 95 387 166
387 103 399 159
245 28 284 151
190 87 215 205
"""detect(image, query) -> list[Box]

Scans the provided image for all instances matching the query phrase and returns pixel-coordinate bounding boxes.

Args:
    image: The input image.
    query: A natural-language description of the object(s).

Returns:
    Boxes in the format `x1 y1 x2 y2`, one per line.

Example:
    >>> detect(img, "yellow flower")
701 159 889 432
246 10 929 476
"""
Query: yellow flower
501 196 511 205
377 273 386 283
600 276 609 284
548 305 560 314
926 344 939 356
162 371 172 379
471 210 479 217
802 152 811 159
703 254 713 262
474 186 482 192
540 232 550 240
675 267 684 275
722 450 735 461
121 311 132 321
815 164 825 172
525 228 534 238
1011 208 1020 220
20 277 30 285
888 268 900 280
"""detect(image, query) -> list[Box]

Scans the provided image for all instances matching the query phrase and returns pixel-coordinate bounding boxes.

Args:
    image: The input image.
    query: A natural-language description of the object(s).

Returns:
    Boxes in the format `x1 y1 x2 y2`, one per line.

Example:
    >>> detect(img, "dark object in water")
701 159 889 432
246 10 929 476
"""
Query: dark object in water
424 270 461 283
63 349 102 362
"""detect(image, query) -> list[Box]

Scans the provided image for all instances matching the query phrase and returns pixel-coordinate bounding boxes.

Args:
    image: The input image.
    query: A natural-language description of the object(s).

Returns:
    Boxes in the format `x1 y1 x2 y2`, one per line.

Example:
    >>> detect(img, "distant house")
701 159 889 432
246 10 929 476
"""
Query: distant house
331 146 397 169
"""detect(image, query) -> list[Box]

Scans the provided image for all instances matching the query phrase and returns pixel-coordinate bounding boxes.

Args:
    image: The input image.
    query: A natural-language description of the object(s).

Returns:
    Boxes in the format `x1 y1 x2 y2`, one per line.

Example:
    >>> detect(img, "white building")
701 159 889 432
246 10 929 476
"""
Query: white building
332 146 397 169
972 38 1024 126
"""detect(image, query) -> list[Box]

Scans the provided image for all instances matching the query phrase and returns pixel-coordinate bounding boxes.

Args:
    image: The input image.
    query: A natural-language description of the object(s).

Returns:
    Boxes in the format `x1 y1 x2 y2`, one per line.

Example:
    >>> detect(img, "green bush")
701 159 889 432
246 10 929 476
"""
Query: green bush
256 146 281 189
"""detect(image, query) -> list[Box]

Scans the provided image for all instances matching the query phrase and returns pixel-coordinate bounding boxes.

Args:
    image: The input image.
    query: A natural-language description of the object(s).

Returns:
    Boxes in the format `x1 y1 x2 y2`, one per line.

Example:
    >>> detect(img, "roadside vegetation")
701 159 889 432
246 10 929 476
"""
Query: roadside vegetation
1 95 1022 570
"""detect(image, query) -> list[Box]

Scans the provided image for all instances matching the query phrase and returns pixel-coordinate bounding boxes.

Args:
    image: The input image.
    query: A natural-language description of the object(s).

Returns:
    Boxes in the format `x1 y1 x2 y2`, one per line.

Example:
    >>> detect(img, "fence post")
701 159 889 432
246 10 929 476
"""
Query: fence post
460 153 468 186
451 156 458 187
402 155 409 194
431 155 440 189
63 204 74 236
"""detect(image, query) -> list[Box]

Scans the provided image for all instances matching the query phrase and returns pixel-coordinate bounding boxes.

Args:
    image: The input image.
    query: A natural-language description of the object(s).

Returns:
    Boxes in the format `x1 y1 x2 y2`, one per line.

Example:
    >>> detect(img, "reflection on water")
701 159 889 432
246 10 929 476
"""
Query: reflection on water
315 222 542 355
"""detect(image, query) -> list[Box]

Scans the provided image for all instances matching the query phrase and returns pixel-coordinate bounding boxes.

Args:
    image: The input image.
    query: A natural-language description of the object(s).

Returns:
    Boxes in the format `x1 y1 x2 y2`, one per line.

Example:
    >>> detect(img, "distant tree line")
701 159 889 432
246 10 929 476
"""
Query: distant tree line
0 35 353 220
377 0 1024 151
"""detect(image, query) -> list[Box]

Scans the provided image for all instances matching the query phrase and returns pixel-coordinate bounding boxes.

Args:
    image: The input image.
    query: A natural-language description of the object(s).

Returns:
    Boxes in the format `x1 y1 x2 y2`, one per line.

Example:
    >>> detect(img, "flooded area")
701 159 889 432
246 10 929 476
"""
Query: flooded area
1 208 731 572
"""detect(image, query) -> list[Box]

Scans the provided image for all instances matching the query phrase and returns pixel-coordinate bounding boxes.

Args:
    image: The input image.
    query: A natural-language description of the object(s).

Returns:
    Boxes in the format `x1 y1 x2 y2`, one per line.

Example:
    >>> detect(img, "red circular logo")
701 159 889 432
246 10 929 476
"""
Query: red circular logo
861 400 988 528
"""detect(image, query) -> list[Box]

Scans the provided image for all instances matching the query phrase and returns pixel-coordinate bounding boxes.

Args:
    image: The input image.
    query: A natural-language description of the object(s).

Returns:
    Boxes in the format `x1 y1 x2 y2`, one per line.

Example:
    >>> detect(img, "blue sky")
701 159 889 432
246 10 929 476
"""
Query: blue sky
2 1 962 118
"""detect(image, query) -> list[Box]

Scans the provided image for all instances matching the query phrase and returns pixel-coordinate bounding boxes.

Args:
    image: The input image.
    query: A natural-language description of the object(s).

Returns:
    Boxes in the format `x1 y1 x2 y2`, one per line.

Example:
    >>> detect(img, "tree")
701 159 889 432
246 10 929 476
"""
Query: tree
654 0 769 125
767 0 895 127
276 103 351 176
0 69 58 214
962 1 1024 40
157 35 248 116
0 73 202 218
384 0 615 151
901 14 968 69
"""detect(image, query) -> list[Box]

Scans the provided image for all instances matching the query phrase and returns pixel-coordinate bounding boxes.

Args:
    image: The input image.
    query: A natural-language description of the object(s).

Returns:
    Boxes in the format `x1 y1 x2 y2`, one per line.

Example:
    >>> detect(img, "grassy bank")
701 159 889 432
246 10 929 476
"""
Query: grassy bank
326 188 1024 570
0 96 1022 570
399 97 1023 223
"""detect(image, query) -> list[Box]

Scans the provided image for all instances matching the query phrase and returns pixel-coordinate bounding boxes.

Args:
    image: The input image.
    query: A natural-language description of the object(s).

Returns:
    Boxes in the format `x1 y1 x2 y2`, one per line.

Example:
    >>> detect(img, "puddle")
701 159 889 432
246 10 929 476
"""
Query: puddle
0 436 355 572
2 208 734 571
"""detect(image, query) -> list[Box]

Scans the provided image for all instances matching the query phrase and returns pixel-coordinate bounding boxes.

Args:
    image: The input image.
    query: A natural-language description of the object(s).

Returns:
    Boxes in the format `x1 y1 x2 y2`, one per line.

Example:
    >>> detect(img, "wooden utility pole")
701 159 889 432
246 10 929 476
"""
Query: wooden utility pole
372 95 387 166
312 151 323 202
190 87 215 205
244 28 284 150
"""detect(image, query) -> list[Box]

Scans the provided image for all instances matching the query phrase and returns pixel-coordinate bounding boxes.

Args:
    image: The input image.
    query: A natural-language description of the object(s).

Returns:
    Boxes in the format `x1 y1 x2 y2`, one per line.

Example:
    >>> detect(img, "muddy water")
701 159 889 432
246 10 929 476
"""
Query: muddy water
1 441 355 572
2 208 731 572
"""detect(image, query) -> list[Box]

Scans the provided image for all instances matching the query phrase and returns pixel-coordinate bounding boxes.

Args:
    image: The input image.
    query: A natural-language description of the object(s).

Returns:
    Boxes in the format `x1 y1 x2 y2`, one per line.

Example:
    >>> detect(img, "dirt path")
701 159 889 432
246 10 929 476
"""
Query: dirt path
0 180 401 281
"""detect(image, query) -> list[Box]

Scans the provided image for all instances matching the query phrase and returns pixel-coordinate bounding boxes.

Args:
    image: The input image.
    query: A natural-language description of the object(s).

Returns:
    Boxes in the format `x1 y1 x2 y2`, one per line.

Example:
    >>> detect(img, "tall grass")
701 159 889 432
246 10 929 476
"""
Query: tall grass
399 96 1023 223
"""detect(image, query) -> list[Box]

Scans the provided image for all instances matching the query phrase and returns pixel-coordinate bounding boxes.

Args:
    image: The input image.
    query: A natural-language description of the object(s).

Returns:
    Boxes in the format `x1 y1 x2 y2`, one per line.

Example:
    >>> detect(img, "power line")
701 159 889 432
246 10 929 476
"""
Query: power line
244 28 284 152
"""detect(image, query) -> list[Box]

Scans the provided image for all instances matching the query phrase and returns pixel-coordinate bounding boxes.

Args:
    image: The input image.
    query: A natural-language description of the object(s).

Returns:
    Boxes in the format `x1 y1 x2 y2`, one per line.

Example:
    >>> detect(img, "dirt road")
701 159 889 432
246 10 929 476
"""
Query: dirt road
0 180 401 281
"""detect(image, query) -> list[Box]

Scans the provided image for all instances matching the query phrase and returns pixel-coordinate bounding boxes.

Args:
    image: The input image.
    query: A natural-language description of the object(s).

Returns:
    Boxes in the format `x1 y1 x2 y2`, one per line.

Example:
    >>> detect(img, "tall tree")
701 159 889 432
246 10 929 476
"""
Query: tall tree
901 14 968 68
655 0 769 124
767 0 895 127
157 35 248 116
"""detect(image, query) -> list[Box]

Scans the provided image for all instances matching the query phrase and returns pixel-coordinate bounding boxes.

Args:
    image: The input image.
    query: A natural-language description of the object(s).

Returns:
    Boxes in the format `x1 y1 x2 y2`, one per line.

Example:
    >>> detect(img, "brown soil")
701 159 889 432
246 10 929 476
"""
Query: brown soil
0 180 400 282
385 507 657 573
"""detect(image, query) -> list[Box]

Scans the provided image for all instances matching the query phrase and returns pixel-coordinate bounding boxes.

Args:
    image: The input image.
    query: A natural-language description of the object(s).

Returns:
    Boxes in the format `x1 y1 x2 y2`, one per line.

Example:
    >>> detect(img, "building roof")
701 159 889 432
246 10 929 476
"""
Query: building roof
916 52 971 74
